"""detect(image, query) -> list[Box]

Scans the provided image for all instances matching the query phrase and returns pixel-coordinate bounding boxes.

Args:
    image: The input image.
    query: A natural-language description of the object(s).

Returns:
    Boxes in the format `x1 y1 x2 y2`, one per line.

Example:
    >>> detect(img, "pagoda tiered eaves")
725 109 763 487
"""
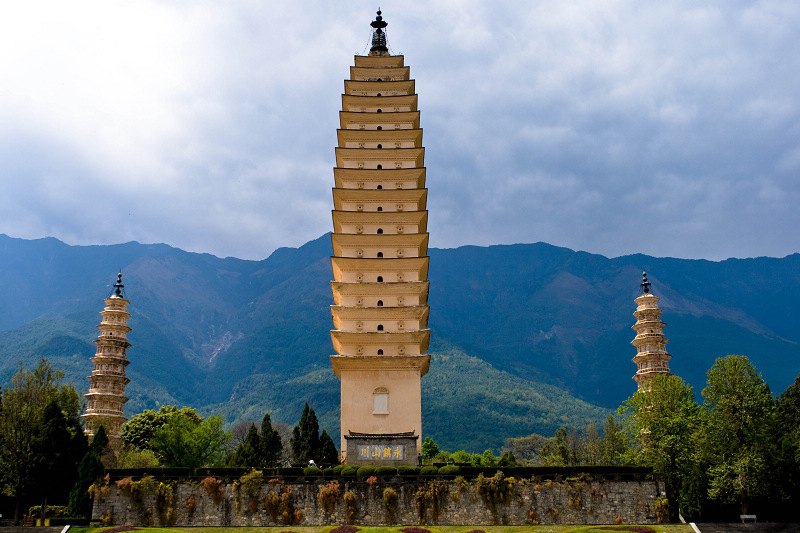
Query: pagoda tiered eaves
344 79 415 96
340 111 420 129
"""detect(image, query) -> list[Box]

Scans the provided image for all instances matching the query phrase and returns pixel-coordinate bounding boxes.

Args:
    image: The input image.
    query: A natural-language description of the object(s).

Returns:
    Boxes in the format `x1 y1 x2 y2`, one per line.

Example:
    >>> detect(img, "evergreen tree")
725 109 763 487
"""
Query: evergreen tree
231 423 261 467
601 415 628 466
540 427 570 466
702 355 776 515
35 399 87 520
318 429 339 464
582 422 602 466
497 451 518 467
68 425 108 518
259 412 284 468
290 403 321 463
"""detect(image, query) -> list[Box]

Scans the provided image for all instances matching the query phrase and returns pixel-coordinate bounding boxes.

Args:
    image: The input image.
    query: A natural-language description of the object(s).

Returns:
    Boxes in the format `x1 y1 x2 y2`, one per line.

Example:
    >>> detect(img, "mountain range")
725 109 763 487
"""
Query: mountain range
1 232 798 452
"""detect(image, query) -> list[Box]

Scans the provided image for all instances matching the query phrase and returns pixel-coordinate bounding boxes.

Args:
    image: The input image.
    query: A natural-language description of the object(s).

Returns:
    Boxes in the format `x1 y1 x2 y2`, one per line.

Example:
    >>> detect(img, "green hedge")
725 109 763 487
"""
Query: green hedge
397 465 420 476
421 466 439 477
303 467 323 476
438 465 460 476
357 466 377 478
376 466 397 476
107 467 192 478
333 464 347 475
341 466 357 477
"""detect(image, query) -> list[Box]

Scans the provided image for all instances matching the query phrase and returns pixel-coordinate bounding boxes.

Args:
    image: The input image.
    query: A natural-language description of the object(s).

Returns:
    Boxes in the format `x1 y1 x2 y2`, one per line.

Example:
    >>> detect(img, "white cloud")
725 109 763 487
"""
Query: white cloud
0 0 799 260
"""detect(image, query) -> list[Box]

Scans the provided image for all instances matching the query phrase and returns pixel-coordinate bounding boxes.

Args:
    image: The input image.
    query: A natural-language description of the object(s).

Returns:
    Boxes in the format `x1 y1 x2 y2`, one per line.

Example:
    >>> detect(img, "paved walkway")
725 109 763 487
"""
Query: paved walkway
695 524 800 533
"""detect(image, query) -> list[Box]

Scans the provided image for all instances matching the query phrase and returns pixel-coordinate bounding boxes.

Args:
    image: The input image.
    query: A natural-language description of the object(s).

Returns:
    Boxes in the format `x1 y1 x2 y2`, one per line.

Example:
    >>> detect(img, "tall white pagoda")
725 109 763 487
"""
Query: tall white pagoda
83 272 132 440
329 11 431 465
631 272 673 389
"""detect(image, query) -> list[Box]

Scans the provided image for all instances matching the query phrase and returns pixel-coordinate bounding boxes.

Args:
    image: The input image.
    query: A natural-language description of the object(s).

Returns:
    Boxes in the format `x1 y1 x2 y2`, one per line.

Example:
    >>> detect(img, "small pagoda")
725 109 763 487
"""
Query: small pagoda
83 272 132 440
631 272 673 389
329 11 431 465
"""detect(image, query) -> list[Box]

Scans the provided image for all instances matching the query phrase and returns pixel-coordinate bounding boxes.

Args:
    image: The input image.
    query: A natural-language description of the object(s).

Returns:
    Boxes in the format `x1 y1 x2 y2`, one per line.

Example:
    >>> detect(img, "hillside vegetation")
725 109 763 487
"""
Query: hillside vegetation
0 232 798 450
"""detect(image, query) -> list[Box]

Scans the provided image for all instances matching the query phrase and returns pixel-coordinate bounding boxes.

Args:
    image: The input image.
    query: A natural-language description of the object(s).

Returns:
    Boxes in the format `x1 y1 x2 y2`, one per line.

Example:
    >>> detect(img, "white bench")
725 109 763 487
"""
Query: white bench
740 514 757 523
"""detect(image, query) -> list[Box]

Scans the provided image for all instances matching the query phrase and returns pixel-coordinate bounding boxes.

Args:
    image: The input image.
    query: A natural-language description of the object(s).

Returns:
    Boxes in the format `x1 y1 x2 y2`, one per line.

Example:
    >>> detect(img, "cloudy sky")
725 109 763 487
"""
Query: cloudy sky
1 1 798 261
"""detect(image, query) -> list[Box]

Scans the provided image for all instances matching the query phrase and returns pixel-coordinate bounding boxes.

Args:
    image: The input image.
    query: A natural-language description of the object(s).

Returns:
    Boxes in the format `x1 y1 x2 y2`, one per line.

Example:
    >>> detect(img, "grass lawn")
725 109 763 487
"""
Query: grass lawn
68 524 695 533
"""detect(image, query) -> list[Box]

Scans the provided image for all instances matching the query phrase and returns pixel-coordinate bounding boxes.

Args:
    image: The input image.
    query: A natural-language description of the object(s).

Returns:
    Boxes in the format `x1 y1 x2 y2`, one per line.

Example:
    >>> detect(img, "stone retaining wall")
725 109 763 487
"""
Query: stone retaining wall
92 473 662 526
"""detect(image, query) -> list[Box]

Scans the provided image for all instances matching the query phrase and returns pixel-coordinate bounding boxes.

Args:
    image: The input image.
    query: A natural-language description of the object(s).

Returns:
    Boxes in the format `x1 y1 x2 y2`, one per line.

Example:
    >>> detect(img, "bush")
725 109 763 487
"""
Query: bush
332 464 347 475
438 465 460 476
420 465 439 477
323 467 335 477
383 487 398 522
341 466 357 477
236 469 264 499
344 489 358 524
28 505 69 518
376 466 397 476
200 477 224 504
655 497 669 523
317 480 340 514
356 466 377 478
303 467 322 476
397 465 420 476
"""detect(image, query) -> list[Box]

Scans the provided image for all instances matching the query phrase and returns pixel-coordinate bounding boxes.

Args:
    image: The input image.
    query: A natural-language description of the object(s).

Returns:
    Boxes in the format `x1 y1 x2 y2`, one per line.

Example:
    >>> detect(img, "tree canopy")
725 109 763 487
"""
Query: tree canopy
290 403 322 463
619 375 703 518
701 355 776 515
0 358 87 524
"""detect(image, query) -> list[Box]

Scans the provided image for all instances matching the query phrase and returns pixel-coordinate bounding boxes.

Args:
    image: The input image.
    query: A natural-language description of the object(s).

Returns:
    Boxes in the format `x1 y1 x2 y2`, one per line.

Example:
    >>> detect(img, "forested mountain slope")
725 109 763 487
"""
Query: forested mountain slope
1 232 797 451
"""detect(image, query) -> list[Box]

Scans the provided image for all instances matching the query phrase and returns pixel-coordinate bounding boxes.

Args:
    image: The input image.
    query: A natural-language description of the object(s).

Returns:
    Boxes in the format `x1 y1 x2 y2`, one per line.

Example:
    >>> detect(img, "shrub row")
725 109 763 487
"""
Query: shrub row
106 465 653 482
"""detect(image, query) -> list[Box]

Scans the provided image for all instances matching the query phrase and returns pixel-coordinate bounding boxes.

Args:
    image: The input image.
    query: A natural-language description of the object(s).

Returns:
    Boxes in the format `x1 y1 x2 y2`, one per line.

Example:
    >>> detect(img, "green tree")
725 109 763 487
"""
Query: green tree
540 427 570 466
582 422 602 466
702 355 776 515
290 403 321 463
421 436 439 462
231 423 261 467
121 405 202 450
619 375 704 519
601 415 628 466
68 425 108 518
259 412 284 468
480 449 498 467
318 429 339 464
35 398 87 520
0 359 85 525
777 373 800 504
149 413 230 471
503 433 548 465
450 450 473 464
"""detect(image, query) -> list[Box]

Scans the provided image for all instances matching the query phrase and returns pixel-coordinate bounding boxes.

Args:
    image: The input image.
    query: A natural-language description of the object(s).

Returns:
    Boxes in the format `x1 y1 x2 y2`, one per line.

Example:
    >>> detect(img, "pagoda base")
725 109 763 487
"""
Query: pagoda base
345 431 419 466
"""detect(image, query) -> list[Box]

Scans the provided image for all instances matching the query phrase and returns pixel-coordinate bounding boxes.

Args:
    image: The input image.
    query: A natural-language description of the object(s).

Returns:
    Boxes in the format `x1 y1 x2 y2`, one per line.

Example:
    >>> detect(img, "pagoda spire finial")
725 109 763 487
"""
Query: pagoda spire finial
114 270 125 297
370 9 389 53
641 271 651 294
